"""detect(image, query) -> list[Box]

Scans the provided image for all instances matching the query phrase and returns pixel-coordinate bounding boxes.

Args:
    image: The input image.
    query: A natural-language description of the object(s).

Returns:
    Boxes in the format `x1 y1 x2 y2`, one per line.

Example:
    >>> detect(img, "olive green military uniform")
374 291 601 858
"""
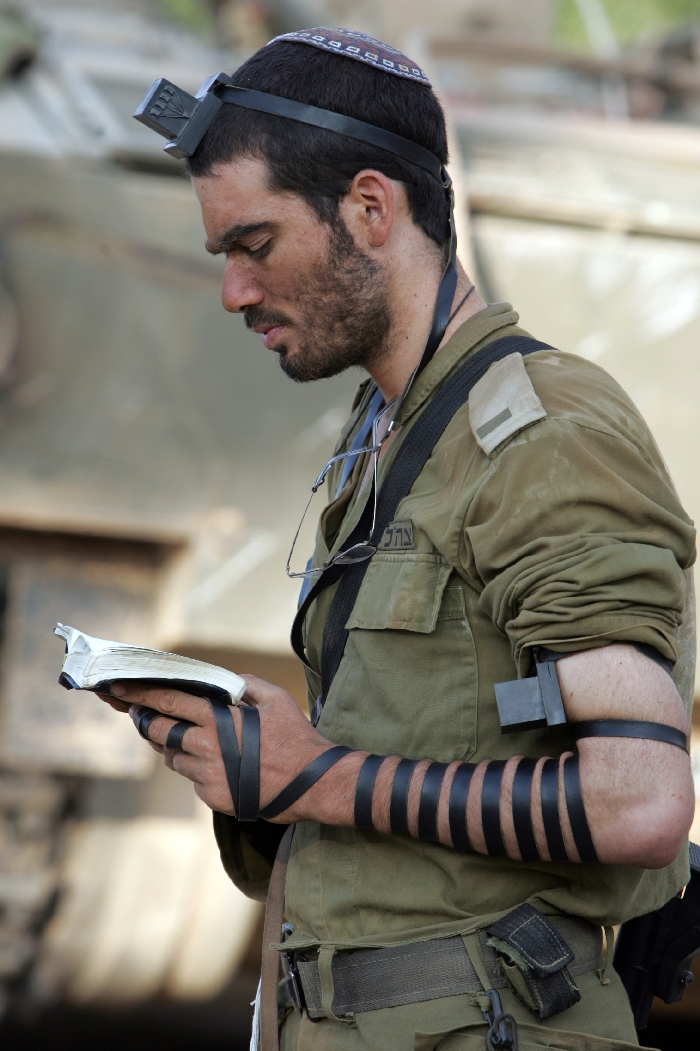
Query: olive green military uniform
215 304 696 1050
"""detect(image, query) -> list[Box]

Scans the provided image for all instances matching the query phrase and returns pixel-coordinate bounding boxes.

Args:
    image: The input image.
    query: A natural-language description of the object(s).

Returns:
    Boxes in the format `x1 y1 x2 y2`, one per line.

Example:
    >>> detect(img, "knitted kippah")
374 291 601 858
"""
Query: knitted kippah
267 27 431 86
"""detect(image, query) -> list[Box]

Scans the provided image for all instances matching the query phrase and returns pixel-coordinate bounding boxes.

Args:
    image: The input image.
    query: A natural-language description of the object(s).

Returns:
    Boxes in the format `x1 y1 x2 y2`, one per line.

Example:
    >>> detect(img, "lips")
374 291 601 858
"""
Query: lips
259 325 284 348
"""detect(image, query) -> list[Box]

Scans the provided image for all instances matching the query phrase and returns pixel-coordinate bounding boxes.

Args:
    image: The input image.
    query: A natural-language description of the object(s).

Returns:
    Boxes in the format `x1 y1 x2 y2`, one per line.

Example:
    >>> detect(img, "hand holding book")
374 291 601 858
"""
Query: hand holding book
54 623 343 822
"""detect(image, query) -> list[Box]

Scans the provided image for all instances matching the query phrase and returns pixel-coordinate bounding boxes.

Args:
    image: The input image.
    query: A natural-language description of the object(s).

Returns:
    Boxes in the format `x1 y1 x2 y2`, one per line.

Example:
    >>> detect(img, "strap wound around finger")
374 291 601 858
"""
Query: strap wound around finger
136 707 161 742
165 720 195 752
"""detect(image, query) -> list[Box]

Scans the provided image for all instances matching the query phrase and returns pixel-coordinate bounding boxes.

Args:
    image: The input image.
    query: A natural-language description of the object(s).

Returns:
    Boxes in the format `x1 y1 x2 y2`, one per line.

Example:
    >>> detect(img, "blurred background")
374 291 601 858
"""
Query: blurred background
1 0 700 1047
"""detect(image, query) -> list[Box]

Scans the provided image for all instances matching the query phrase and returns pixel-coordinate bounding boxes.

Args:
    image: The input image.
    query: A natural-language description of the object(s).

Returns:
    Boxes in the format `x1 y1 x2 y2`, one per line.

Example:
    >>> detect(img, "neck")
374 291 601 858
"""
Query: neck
366 258 486 402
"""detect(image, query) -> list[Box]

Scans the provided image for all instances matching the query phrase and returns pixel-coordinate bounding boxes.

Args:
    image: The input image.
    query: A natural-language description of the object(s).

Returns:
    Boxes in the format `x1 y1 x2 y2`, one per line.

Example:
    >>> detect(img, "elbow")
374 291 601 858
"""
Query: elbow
639 822 691 869
612 795 694 869
593 770 695 869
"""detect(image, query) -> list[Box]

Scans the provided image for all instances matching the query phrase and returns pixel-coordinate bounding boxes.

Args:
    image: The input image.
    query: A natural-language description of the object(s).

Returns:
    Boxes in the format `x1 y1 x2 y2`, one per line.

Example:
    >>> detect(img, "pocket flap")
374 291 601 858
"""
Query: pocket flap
346 554 454 633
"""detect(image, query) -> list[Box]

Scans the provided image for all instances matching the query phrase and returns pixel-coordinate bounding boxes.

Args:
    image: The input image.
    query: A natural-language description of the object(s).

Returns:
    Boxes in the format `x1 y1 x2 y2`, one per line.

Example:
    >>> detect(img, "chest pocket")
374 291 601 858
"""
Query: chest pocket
322 554 478 762
346 553 453 632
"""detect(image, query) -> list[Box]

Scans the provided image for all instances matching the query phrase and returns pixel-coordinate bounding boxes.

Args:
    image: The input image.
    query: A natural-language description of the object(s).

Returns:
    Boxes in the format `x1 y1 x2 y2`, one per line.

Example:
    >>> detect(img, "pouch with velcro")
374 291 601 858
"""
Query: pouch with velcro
486 903 581 1020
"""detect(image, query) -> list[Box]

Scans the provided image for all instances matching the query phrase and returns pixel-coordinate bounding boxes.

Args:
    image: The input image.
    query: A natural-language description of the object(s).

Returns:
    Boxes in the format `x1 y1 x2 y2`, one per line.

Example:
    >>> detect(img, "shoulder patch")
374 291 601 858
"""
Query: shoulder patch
469 352 547 455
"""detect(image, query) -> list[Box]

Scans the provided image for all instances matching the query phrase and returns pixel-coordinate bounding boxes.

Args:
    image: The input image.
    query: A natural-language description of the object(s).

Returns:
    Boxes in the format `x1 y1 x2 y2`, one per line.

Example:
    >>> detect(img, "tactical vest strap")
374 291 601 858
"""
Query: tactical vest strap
289 335 553 689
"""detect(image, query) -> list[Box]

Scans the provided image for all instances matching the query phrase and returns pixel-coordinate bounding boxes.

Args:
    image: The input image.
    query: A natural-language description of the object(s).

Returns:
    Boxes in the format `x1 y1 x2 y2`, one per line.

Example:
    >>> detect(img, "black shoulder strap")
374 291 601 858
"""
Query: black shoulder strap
291 334 553 716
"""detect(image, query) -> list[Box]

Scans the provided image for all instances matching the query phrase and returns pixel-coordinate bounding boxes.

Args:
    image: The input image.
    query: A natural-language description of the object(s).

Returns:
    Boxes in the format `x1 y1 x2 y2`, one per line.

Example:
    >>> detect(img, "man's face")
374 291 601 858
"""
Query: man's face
193 155 391 382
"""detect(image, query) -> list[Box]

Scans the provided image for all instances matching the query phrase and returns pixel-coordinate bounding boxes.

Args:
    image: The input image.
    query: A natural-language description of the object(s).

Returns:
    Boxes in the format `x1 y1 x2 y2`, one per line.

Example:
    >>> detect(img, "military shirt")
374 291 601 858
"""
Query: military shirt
215 303 696 955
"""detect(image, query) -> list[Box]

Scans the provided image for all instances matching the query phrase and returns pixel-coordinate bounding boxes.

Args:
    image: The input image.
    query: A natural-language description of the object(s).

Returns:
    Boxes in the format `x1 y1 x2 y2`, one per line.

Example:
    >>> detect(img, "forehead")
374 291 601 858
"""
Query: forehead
192 155 310 237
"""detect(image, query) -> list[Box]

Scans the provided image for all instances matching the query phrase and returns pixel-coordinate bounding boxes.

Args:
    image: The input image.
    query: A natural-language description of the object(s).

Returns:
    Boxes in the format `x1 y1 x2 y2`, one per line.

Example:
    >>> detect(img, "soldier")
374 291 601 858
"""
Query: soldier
119 28 696 1051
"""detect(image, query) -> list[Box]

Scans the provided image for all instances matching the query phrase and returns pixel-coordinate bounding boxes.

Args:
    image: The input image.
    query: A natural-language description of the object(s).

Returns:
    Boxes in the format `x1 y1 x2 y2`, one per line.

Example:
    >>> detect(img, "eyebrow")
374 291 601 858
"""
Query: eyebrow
205 221 274 255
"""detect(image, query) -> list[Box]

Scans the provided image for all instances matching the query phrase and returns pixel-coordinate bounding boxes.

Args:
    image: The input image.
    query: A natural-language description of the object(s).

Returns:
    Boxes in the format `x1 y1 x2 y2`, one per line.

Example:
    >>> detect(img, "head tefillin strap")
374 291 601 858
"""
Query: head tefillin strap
134 29 457 380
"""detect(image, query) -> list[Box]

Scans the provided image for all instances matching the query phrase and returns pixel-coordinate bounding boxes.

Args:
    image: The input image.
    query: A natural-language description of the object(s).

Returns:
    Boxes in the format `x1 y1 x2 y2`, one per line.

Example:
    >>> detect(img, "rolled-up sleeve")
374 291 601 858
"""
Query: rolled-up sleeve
461 414 696 673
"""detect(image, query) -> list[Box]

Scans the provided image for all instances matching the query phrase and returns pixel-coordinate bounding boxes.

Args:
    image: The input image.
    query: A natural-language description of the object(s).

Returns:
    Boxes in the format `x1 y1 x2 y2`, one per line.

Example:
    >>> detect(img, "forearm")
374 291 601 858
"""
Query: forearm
118 647 694 869
296 646 695 867
298 749 579 860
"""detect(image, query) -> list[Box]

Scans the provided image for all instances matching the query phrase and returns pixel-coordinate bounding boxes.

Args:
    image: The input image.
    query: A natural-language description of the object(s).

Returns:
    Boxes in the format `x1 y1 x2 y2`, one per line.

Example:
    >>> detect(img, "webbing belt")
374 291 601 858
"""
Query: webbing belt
290 334 554 714
290 916 603 1020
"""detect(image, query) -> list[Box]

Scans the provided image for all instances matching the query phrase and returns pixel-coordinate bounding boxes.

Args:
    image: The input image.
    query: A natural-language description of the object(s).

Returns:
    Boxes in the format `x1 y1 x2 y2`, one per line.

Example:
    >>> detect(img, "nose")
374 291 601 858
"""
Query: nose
221 255 264 314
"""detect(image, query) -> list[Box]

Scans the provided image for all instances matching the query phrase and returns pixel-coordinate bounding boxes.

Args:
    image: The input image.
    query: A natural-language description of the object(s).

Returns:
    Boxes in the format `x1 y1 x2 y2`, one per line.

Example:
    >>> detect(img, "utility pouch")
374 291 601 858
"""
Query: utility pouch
486 903 581 1020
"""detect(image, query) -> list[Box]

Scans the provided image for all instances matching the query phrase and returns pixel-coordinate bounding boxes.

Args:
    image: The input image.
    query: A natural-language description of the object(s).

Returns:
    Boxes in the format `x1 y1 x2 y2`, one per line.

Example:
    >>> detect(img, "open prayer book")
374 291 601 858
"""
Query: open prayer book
54 623 247 705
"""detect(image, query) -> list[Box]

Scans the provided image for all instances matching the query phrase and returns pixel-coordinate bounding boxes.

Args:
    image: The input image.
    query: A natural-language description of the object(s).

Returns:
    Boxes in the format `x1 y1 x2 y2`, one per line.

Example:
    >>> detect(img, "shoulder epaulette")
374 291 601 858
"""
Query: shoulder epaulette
469 351 547 455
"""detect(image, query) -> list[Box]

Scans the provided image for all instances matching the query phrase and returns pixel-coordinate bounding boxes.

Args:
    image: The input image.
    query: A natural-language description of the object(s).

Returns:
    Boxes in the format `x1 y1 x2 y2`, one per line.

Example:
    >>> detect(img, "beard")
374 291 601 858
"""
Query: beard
244 217 392 383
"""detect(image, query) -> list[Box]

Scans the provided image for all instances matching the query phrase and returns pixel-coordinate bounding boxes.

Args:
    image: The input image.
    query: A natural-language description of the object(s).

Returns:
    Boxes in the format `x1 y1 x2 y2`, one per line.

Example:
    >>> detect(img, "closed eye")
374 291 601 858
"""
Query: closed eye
246 239 273 259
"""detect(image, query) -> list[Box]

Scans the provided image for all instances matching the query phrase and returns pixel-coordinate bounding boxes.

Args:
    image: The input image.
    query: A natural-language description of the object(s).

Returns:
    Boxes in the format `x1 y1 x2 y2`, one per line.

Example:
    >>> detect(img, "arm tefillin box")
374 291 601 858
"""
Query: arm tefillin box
494 649 567 734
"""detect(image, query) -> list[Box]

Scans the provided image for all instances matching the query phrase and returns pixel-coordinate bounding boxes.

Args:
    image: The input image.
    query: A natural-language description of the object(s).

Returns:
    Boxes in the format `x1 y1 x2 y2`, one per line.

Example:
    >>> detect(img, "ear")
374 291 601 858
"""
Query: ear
340 170 396 250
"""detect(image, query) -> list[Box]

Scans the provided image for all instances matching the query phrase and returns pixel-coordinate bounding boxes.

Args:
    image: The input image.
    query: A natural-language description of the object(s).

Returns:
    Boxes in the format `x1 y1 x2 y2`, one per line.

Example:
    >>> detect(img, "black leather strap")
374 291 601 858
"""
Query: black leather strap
563 755 599 864
511 757 539 863
481 760 507 857
136 707 161 742
417 762 448 843
209 697 242 816
419 207 457 374
573 719 688 752
540 758 568 863
448 763 475 853
165 720 195 752
389 759 417 836
237 705 261 822
219 86 446 182
354 753 385 829
259 745 352 820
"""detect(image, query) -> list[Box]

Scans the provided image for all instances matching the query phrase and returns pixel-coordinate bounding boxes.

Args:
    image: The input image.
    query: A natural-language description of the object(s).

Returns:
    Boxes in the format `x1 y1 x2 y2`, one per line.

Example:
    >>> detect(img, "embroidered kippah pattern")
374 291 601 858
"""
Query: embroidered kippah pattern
268 27 431 85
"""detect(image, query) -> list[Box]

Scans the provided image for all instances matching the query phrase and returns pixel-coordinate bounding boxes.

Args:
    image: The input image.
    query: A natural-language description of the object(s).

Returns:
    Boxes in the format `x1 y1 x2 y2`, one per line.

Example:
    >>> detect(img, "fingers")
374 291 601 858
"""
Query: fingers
239 674 300 712
95 692 131 714
112 682 215 725
129 705 208 755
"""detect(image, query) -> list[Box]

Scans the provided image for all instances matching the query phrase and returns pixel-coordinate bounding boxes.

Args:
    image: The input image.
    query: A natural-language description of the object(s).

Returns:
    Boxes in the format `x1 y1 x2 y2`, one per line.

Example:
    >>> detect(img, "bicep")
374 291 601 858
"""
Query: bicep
556 643 689 733
556 644 693 867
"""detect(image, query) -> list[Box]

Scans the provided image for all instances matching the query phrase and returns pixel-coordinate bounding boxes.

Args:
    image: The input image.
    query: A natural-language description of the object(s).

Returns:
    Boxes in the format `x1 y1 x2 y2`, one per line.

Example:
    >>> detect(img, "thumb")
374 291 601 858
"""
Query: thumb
238 675 296 710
